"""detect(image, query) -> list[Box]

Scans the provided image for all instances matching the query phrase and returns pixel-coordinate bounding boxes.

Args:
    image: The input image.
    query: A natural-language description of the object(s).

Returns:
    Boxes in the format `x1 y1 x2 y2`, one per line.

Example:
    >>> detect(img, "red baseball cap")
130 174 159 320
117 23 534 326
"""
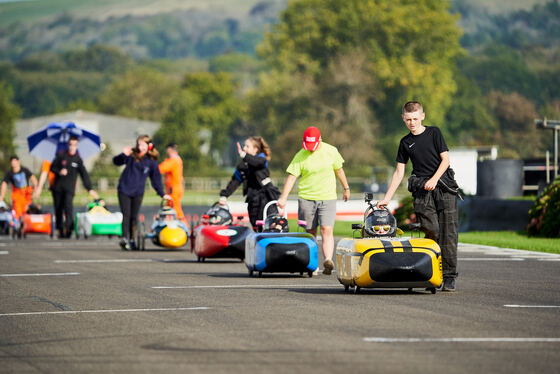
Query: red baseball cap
302 126 321 151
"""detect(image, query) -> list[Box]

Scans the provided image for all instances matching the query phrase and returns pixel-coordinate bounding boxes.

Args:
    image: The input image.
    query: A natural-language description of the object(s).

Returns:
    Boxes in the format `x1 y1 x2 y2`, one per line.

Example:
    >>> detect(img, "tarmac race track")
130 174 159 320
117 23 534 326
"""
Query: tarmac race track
0 234 559 373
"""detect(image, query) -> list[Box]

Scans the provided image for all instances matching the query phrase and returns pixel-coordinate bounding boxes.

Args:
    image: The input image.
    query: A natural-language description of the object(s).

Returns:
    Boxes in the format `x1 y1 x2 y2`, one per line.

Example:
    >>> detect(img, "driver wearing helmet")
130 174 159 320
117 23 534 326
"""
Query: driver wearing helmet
159 207 177 221
364 209 397 238
206 206 233 226
263 214 289 233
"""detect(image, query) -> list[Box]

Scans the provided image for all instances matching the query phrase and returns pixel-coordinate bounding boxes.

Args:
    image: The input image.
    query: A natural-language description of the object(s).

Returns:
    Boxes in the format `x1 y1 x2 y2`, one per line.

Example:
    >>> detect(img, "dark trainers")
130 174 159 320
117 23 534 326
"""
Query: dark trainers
128 240 137 250
442 278 456 292
323 259 334 275
119 238 129 250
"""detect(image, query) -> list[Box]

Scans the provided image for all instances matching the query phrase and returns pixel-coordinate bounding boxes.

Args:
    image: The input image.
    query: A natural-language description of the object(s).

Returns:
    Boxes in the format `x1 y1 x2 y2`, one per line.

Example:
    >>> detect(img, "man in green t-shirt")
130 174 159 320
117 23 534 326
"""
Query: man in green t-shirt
277 126 350 275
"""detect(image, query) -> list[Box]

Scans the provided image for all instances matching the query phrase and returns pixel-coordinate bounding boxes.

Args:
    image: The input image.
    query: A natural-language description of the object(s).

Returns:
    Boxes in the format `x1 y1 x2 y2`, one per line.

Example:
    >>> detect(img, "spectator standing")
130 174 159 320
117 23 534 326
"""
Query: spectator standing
34 160 55 200
113 135 169 250
34 144 67 206
159 143 185 223
0 156 38 219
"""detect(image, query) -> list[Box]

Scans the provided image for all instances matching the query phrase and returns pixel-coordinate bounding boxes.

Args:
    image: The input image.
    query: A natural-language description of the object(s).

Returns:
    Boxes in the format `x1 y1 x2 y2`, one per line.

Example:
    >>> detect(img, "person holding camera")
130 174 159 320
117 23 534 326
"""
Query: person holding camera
113 135 170 250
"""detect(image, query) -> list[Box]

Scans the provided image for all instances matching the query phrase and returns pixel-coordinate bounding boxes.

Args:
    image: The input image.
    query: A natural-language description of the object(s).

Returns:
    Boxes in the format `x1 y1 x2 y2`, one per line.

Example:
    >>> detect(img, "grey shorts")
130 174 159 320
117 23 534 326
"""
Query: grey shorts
297 198 337 230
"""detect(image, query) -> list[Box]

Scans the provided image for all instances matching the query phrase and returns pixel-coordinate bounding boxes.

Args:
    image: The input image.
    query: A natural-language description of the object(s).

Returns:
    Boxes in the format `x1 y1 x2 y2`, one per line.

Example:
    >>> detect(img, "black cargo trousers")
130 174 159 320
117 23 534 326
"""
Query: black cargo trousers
413 189 458 279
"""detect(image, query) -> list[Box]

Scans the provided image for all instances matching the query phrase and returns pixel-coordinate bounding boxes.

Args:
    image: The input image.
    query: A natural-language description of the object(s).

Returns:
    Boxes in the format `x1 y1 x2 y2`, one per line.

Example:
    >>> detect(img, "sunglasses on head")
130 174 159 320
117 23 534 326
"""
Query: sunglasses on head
373 225 391 232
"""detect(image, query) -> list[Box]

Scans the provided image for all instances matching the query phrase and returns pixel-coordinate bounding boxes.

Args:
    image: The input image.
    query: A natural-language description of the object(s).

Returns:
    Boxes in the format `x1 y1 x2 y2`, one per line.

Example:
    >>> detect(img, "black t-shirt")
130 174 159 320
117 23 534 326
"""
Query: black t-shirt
396 126 448 178
3 168 33 189
50 152 92 193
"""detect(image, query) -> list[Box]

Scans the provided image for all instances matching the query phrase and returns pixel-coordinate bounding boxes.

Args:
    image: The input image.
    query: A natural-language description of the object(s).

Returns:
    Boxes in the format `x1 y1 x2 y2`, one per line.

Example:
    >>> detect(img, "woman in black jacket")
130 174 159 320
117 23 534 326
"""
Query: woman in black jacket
113 135 170 250
219 136 280 231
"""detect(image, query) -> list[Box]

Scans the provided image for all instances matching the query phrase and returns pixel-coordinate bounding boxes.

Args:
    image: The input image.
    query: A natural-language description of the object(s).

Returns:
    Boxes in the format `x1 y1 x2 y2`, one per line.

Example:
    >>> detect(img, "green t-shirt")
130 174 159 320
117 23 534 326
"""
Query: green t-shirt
286 142 344 201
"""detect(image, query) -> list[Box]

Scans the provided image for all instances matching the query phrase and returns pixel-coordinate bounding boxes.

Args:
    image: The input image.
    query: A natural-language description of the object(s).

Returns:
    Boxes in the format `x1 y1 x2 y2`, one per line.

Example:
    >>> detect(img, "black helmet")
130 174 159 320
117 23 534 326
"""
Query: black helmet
263 214 289 233
26 203 42 214
158 206 177 221
364 208 397 237
206 206 233 226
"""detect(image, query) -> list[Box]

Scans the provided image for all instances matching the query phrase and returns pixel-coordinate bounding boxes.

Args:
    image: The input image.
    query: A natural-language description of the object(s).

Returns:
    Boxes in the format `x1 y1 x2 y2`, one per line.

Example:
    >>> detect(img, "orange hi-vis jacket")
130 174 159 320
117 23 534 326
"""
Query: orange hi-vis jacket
41 160 56 189
159 155 184 194
159 155 185 220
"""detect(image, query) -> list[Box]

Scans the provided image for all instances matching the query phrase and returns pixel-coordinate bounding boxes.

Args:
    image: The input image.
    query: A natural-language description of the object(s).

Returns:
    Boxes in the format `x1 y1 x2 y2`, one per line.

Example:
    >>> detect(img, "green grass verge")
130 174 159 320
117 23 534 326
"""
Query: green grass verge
33 190 223 207
458 231 560 254
285 219 362 237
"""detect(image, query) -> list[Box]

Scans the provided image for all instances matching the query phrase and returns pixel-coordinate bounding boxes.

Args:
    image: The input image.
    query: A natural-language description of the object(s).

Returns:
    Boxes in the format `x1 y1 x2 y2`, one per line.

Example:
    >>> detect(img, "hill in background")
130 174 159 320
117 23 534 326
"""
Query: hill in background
0 0 555 62
0 0 277 24
0 0 550 25
0 0 286 61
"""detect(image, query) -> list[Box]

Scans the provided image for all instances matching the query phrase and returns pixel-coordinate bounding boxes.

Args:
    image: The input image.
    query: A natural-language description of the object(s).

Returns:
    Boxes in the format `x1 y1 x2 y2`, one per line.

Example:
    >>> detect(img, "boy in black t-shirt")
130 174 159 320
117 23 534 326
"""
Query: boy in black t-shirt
377 101 459 292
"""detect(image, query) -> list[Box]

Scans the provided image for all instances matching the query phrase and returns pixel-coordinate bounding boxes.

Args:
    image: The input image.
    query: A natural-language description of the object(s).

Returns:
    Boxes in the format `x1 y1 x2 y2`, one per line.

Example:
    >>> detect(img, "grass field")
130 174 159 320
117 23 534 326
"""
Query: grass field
0 0 270 24
458 231 560 254
33 189 220 207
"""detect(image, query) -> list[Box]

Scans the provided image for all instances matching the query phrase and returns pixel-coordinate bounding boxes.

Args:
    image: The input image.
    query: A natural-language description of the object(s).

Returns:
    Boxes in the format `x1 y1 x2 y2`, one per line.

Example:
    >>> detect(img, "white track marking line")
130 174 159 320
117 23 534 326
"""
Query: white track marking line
0 243 7 246
364 337 560 343
0 251 8 255
152 284 335 289
0 307 211 317
459 258 524 261
54 259 153 263
0 272 80 277
504 305 560 308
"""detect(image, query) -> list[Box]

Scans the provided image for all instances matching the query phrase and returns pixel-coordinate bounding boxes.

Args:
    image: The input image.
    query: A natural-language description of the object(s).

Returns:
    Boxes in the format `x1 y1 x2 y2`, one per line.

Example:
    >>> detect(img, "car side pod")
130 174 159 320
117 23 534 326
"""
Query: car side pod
159 225 188 248
245 232 318 277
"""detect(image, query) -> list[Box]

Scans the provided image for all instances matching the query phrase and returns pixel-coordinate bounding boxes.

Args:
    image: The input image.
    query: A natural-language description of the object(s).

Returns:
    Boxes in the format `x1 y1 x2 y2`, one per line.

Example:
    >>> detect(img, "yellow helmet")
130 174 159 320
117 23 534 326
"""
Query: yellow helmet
158 225 187 248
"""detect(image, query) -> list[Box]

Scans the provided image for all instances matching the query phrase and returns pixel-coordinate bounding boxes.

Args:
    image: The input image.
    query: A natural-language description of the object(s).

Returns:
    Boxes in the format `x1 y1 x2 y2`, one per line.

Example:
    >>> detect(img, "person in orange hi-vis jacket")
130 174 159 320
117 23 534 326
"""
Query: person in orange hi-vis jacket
159 143 185 223
33 160 56 200
0 156 38 219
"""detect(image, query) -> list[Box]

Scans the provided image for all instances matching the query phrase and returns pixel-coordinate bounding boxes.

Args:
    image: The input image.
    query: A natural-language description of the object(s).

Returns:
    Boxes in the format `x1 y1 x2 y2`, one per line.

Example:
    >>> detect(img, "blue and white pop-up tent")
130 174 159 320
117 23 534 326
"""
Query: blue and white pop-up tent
27 122 101 161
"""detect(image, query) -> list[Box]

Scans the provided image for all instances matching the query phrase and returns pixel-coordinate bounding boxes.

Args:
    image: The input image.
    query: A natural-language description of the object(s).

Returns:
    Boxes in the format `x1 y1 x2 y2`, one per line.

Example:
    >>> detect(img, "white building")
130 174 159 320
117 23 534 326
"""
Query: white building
14 110 160 171
449 146 498 196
